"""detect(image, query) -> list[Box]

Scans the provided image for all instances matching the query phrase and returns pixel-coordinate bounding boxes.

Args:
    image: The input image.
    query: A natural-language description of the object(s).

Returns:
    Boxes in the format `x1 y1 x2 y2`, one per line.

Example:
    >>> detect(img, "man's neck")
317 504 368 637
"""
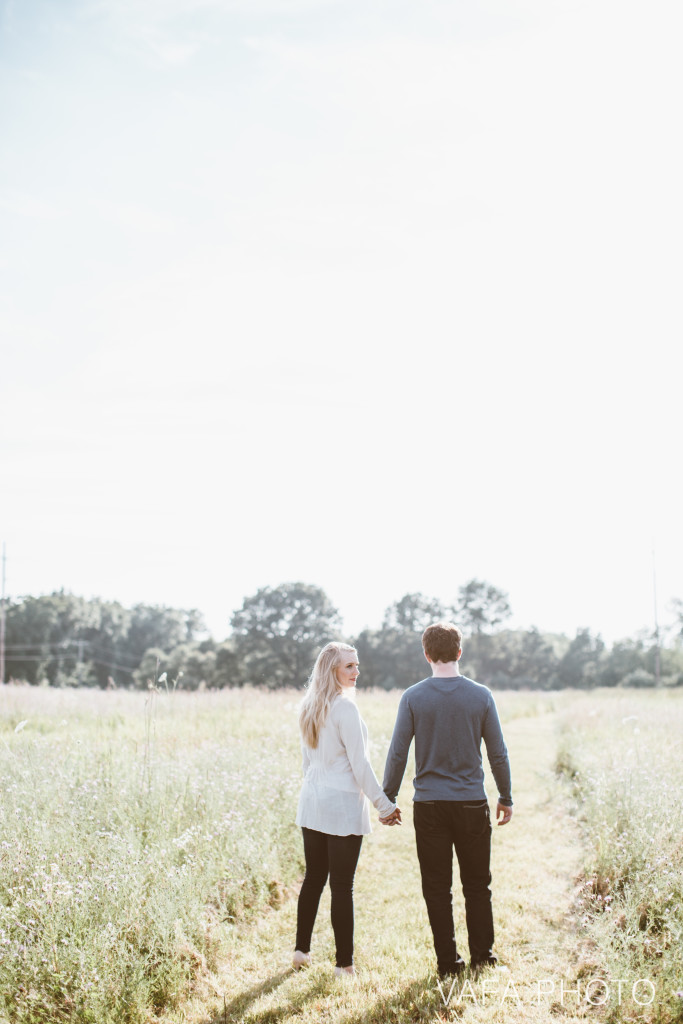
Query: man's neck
430 661 460 677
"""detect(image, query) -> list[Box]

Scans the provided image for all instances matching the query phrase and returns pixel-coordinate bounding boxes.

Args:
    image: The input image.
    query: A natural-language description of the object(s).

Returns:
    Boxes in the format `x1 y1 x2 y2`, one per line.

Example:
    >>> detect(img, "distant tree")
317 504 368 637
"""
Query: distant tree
671 598 683 638
556 628 605 688
231 582 342 688
621 668 656 688
659 638 683 686
382 593 446 633
132 648 167 689
213 640 243 688
5 593 206 687
88 598 205 688
452 579 511 635
509 628 559 688
126 604 205 661
353 593 445 690
599 638 647 687
352 629 383 688
463 628 559 689
75 599 134 687
458 631 505 685
164 641 217 691
5 592 100 685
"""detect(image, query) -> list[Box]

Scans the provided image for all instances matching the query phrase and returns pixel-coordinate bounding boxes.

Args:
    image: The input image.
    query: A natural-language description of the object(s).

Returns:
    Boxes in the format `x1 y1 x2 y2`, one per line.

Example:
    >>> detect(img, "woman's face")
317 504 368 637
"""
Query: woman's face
336 652 360 689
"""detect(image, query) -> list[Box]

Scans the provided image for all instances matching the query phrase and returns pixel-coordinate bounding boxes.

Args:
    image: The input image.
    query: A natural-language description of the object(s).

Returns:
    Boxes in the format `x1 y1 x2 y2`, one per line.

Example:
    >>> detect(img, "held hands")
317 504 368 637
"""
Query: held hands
381 805 510 826
496 801 513 825
379 806 402 826
381 805 509 826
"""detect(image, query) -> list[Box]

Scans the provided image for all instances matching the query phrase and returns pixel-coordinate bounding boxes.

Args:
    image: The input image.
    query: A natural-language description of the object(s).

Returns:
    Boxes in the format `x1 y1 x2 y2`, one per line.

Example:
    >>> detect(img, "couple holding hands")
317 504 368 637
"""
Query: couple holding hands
293 621 513 978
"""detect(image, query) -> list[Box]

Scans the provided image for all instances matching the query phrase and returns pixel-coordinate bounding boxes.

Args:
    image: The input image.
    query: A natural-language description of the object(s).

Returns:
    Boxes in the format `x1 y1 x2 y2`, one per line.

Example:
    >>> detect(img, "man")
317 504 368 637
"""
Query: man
381 621 513 977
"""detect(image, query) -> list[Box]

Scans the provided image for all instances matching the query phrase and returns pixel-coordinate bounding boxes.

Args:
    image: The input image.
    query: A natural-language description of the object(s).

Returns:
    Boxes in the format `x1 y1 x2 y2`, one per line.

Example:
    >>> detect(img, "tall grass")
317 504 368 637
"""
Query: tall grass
3 685 682 1024
555 691 683 1023
0 685 303 1024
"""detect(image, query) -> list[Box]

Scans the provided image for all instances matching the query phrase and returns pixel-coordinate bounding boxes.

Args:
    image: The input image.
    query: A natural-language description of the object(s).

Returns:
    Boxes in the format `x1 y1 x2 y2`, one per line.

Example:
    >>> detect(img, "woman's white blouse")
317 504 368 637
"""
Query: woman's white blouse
295 693 396 836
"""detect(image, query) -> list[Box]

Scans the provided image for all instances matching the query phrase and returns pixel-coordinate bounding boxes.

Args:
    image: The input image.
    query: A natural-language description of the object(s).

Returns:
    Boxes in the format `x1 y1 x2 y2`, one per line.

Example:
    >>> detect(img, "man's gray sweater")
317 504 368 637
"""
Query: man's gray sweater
382 675 513 806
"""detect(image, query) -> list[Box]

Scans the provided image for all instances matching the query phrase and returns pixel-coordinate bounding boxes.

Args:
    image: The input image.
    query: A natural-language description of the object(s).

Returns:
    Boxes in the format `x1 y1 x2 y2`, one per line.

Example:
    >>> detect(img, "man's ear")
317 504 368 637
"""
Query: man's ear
423 648 432 663
456 648 462 661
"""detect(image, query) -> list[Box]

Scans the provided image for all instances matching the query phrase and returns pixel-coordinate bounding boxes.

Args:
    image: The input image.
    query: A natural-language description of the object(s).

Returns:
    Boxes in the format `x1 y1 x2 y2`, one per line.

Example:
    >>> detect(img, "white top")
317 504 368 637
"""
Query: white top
295 693 396 836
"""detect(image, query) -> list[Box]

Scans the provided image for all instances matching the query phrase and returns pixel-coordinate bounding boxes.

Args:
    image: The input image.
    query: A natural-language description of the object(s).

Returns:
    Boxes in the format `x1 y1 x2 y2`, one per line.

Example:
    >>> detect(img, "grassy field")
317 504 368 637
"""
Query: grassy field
0 685 681 1024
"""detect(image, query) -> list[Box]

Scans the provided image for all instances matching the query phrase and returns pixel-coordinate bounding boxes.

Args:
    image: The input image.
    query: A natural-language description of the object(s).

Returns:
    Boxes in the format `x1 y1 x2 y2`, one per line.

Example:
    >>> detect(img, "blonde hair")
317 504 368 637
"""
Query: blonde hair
299 642 356 749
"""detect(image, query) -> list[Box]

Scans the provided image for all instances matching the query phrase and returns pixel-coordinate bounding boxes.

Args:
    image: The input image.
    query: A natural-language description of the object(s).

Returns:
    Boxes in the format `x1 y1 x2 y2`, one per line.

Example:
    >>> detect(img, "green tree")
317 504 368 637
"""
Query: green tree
383 593 446 633
74 599 134 687
5 593 206 687
452 579 512 635
468 628 559 689
352 629 384 688
556 628 605 688
599 638 647 687
354 593 445 690
5 592 100 685
164 640 217 691
231 582 342 688
132 648 166 689
212 640 243 688
126 604 205 661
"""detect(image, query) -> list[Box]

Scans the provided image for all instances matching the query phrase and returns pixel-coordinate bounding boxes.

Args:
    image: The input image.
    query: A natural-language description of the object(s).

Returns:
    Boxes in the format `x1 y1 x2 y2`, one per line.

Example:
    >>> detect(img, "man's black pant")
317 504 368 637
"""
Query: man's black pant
413 799 494 973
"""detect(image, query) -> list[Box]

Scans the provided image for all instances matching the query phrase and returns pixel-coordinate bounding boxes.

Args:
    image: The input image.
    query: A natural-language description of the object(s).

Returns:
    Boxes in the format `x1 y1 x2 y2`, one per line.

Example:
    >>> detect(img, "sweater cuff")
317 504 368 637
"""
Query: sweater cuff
376 795 396 818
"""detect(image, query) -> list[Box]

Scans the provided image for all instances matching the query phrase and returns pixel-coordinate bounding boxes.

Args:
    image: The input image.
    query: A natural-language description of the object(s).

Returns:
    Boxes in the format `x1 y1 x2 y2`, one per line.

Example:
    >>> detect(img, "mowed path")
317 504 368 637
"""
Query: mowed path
165 708 599 1024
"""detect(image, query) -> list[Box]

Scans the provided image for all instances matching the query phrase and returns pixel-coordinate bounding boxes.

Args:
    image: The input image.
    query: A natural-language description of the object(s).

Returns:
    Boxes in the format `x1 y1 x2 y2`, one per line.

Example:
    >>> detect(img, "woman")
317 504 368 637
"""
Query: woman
293 642 399 976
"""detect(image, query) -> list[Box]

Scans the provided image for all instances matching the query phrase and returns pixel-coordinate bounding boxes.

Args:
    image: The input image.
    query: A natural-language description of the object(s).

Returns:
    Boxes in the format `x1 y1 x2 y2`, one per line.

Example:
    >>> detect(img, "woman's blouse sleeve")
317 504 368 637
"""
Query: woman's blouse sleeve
337 701 396 818
301 743 311 776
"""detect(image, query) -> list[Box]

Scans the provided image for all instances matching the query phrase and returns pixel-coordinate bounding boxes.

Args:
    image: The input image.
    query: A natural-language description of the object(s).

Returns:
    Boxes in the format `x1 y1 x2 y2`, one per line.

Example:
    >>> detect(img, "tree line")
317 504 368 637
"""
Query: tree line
2 581 682 691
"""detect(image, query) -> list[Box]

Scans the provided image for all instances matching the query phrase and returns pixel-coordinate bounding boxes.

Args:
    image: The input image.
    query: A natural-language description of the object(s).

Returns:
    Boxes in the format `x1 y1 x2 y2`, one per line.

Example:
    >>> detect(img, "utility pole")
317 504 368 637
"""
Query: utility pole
652 544 661 686
0 543 6 686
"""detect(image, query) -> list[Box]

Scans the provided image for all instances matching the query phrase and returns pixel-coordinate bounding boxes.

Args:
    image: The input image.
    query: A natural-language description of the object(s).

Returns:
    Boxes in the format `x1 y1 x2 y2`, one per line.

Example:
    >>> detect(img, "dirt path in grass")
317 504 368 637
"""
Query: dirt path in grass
162 709 600 1024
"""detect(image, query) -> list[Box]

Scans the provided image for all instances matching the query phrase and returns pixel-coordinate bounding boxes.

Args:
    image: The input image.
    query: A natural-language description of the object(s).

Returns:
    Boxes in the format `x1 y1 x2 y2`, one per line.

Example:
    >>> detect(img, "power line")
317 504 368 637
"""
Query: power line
2 654 135 676
1 640 140 669
3 643 88 651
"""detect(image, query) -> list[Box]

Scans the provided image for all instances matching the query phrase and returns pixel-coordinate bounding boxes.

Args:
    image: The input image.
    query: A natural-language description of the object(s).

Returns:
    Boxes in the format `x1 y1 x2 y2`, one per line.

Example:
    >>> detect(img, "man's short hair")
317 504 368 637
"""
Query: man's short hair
422 622 462 663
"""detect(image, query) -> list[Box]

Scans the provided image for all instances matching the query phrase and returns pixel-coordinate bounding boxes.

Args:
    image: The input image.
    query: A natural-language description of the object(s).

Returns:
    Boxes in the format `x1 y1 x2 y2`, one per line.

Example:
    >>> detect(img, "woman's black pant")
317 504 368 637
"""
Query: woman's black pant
295 827 363 968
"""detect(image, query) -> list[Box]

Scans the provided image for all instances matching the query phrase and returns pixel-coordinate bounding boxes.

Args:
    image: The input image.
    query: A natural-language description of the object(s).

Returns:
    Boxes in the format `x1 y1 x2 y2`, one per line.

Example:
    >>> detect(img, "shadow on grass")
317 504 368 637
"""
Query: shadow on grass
333 974 451 1024
204 969 330 1024
205 970 289 1024
205 969 453 1024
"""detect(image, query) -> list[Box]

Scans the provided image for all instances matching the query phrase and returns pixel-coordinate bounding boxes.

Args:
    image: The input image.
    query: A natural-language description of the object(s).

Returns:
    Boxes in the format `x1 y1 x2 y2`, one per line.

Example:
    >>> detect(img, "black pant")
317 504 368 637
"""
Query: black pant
295 827 363 968
413 800 494 972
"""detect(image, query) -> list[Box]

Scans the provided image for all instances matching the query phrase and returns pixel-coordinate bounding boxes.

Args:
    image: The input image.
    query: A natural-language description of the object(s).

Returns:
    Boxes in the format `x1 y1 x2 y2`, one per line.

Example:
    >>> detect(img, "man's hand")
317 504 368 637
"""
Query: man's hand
496 801 513 825
379 807 402 826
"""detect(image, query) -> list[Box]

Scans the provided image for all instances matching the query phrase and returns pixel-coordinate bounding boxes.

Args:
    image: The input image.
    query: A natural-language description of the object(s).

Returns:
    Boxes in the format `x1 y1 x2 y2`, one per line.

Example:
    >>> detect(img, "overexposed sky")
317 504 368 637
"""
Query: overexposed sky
1 0 681 643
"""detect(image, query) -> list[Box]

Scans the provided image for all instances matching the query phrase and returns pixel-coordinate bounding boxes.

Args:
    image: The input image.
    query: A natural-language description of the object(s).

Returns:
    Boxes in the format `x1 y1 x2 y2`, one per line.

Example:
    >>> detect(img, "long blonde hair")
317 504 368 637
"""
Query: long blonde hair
299 642 356 749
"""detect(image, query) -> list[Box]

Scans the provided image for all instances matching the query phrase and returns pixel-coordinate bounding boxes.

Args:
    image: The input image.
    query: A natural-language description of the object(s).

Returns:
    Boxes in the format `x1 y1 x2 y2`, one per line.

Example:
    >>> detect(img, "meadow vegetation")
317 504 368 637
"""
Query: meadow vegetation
0 685 681 1024
555 691 683 1024
0 686 303 1023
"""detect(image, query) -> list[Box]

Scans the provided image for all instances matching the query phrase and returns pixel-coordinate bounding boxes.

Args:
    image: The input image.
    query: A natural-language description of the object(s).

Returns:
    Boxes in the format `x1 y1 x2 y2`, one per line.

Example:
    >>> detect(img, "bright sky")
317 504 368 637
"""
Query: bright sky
1 0 681 645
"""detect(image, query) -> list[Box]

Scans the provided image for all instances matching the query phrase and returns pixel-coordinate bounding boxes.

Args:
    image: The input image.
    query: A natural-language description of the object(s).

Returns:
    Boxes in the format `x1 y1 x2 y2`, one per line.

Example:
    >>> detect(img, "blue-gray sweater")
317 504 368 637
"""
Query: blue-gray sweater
382 675 513 806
